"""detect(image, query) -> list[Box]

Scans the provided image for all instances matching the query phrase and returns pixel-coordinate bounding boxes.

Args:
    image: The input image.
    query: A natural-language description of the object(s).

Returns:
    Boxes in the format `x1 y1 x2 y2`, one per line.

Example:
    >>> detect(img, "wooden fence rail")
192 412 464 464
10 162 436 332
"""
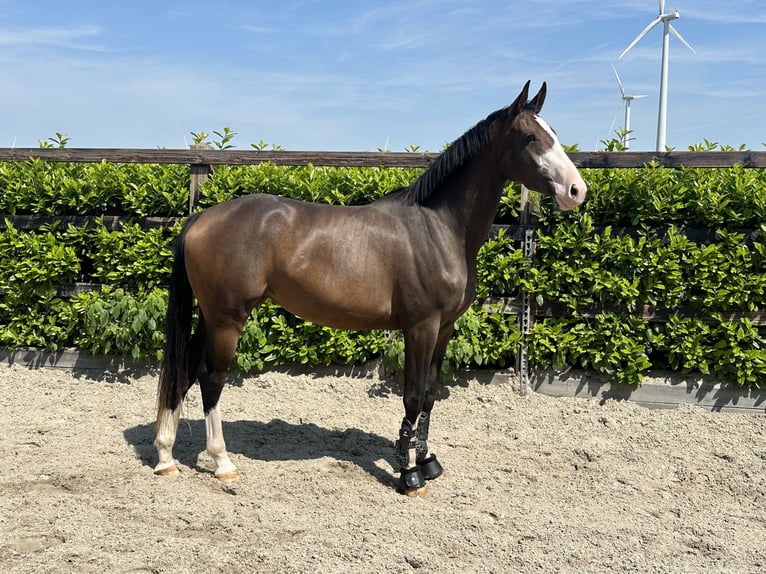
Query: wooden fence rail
1 147 766 168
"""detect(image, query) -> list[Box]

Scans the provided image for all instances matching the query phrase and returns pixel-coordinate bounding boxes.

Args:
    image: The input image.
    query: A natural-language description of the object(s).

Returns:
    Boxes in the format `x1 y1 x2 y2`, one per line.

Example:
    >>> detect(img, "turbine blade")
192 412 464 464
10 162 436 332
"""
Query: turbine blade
670 25 696 54
608 102 624 139
612 64 625 97
659 0 665 15
619 17 662 59
634 94 649 99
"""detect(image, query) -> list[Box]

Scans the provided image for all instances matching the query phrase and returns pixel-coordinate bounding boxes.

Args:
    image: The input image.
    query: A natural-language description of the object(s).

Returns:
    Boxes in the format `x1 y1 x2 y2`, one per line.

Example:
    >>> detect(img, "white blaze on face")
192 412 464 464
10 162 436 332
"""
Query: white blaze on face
534 116 587 210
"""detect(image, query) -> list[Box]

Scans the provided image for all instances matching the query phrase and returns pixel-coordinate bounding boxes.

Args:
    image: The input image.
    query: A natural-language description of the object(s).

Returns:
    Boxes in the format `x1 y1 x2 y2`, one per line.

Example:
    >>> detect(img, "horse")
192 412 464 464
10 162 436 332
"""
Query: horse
154 81 586 496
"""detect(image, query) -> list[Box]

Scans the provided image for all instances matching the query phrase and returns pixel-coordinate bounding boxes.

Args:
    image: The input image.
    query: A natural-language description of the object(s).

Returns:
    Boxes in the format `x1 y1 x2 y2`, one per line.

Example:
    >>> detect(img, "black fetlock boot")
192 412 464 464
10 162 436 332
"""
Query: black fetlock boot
416 412 443 480
394 418 425 495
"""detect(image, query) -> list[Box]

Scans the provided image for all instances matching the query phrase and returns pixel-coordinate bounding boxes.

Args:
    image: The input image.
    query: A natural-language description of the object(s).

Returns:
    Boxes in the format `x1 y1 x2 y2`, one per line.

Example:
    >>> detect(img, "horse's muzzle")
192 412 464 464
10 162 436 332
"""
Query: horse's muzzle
554 179 587 210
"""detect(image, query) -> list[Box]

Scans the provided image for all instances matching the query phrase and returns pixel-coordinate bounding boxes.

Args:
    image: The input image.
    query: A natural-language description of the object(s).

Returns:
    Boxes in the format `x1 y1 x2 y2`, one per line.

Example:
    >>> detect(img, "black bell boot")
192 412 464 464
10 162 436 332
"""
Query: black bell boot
415 412 443 480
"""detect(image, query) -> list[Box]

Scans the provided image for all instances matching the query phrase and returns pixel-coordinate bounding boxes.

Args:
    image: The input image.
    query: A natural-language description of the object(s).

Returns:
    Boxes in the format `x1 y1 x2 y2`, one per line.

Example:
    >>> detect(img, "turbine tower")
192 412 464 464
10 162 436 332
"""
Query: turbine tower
610 64 647 150
619 0 695 151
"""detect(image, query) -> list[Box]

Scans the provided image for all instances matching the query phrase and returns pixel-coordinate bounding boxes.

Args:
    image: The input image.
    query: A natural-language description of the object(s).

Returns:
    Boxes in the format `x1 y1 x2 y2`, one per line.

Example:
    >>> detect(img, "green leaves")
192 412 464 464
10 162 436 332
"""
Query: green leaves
475 228 530 300
0 220 81 288
0 160 188 216
446 306 520 372
1 149 765 386
199 163 421 207
525 168 766 386
539 163 766 230
0 219 175 354
529 314 653 386
70 287 167 359
233 302 390 372
89 219 178 289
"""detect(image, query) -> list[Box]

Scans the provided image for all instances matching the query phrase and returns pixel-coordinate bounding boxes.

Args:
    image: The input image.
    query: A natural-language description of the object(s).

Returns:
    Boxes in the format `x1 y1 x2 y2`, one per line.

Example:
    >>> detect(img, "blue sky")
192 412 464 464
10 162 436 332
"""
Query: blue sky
1 1 764 151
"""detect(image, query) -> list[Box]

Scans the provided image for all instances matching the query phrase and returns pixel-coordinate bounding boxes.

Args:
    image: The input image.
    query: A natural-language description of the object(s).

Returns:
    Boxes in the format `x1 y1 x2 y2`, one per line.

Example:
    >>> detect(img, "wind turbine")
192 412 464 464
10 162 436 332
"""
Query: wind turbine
619 0 695 151
609 64 647 150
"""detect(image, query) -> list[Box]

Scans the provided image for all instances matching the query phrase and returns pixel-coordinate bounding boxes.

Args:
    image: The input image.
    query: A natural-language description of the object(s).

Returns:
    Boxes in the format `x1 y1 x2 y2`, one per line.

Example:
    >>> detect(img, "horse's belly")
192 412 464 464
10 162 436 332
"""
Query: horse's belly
267 282 396 331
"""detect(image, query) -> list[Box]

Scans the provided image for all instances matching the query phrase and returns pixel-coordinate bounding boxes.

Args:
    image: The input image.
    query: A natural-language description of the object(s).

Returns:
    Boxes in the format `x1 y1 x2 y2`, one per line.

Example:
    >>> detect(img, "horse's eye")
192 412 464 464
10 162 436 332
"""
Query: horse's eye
525 133 536 145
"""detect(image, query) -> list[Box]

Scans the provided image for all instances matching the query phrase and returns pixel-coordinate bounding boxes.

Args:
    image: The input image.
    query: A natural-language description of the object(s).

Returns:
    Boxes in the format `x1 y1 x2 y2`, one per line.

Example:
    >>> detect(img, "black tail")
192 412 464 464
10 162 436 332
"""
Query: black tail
156 214 200 425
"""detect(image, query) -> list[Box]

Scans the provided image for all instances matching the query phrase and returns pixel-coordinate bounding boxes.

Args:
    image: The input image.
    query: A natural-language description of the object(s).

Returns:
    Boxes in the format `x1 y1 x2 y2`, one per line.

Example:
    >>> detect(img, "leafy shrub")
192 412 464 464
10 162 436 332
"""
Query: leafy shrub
199 164 420 206
0 292 75 349
70 287 168 359
542 163 766 229
446 306 520 370
475 228 530 299
528 313 654 386
122 163 189 217
0 160 188 216
234 302 391 372
89 219 179 289
1 144 765 387
0 220 81 287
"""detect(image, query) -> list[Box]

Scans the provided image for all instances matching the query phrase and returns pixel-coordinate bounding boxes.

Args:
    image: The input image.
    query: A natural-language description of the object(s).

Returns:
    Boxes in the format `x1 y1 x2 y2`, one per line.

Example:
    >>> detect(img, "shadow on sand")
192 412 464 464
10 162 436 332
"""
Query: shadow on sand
124 417 398 489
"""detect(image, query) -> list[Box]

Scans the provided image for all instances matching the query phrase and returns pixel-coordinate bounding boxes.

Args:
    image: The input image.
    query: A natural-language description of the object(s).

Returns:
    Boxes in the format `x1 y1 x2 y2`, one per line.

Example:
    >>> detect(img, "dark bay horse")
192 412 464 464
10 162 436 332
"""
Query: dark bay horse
155 81 586 496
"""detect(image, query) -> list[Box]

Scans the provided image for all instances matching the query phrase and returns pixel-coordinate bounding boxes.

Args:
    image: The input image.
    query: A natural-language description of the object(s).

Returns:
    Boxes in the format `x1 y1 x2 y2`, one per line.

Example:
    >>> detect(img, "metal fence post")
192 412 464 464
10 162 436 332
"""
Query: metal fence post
517 228 536 396
516 185 537 396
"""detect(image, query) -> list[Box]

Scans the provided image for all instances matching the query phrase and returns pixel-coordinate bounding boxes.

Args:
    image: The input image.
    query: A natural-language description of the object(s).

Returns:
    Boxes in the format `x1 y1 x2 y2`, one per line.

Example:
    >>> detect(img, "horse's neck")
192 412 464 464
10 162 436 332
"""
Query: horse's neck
432 158 506 261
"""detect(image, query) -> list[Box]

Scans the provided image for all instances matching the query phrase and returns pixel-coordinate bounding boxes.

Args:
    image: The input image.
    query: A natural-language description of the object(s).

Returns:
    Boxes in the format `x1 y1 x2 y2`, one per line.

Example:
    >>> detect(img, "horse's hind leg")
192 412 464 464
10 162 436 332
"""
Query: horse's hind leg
154 326 206 476
198 320 244 482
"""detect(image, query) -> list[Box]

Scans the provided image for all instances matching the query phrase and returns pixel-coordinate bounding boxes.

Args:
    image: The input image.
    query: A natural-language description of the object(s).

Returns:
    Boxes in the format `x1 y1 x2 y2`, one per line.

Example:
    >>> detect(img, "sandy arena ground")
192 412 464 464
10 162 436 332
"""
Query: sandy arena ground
1 363 765 573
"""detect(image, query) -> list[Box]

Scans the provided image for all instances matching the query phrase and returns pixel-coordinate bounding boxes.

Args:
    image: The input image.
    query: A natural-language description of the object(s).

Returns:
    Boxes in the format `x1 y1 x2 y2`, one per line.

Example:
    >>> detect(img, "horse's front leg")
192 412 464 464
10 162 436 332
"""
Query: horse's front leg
395 320 440 497
414 411 443 481
414 323 453 481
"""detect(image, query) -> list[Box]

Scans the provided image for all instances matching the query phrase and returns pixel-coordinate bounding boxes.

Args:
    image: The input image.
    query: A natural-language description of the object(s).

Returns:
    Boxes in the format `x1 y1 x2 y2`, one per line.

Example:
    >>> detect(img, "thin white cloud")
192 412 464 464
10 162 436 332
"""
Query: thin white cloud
0 24 102 49
686 3 766 25
240 25 275 34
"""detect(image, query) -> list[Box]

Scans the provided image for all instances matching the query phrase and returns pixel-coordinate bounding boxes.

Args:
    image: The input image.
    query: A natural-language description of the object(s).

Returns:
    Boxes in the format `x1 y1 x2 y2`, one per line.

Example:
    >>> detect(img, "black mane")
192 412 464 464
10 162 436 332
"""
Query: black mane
391 105 511 206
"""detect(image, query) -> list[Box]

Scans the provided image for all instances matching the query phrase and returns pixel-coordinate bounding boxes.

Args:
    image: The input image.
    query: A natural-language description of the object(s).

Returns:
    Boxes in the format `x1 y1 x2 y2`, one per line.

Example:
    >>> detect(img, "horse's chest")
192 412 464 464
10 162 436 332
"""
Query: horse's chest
418 258 474 310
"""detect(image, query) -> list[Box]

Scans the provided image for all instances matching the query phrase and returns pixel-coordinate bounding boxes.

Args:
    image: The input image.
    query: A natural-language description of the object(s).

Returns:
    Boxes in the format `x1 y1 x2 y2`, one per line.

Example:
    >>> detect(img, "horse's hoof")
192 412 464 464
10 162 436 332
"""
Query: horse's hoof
398 466 426 496
215 470 240 483
418 455 444 481
404 485 430 498
154 464 179 477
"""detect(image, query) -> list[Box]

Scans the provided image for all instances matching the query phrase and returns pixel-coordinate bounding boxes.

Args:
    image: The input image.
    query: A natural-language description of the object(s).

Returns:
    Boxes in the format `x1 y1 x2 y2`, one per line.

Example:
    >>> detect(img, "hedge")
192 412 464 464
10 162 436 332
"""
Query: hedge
1 146 765 386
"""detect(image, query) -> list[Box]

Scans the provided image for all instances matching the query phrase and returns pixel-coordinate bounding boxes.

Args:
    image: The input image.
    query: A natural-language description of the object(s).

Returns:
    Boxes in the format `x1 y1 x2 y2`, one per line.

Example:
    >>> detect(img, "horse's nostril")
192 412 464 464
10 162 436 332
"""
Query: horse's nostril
569 185 579 198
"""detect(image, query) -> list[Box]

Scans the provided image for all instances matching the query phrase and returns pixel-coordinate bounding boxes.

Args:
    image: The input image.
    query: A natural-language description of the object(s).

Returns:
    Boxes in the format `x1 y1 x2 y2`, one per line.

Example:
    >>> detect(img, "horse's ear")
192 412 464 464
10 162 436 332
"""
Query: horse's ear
528 82 547 114
509 80 532 117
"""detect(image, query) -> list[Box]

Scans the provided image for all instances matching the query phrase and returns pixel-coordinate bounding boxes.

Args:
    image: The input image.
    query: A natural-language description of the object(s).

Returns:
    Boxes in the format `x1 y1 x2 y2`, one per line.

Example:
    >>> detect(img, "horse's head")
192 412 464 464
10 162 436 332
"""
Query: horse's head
499 81 586 210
